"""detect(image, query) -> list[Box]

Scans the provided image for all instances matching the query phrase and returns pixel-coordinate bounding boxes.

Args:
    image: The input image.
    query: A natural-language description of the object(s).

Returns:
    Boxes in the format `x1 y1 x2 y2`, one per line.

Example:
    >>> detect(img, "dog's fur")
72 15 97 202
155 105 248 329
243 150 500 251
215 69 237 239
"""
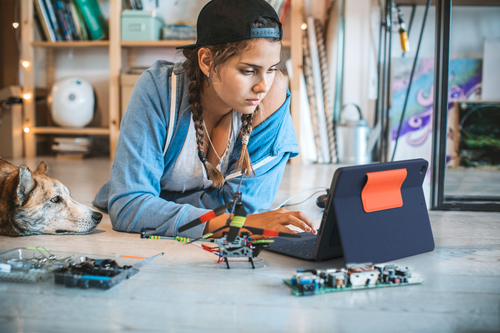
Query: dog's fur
0 157 102 236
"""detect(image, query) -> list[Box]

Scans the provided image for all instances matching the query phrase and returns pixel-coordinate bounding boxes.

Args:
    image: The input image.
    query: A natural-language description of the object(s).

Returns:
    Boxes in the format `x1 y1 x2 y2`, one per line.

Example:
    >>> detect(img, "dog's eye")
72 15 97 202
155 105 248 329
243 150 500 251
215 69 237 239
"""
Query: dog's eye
50 196 62 203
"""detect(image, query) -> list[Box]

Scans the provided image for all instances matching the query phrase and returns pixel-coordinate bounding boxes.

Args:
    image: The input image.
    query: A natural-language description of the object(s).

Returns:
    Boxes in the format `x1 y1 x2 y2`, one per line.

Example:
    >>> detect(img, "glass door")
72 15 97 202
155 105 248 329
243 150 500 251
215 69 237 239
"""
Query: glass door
431 0 500 211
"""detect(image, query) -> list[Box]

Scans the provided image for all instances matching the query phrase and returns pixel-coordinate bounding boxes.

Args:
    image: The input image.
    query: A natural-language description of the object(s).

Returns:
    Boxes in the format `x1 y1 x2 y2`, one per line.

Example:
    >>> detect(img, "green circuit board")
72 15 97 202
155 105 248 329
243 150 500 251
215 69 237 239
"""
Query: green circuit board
283 278 424 297
284 263 424 296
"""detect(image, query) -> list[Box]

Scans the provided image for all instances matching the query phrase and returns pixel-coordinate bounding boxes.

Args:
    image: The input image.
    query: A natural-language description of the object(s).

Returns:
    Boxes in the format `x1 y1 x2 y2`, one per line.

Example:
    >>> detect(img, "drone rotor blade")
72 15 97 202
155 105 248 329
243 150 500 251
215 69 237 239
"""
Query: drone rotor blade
187 225 228 244
242 225 302 238
178 202 231 233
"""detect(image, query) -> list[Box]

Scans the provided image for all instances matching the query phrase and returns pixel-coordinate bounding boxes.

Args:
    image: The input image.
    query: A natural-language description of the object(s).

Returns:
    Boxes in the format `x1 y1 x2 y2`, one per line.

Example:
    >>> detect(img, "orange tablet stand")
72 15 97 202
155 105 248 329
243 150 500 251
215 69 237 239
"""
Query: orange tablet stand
361 168 407 213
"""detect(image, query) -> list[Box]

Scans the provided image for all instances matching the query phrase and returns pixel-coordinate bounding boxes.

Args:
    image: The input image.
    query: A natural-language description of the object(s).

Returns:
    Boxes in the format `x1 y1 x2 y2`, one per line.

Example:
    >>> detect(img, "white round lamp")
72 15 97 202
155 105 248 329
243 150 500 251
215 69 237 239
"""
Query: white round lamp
50 77 95 128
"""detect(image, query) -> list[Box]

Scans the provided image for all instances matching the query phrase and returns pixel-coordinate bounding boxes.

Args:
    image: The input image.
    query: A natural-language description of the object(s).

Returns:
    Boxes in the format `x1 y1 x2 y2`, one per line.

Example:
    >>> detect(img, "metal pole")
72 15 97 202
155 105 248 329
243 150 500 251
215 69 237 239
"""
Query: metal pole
379 1 389 162
384 0 394 162
373 1 384 162
431 0 452 209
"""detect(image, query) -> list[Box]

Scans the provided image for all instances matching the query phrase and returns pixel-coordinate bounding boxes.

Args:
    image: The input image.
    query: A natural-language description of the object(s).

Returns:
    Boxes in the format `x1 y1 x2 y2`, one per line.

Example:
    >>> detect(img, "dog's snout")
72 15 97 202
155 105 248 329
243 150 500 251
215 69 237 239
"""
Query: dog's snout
92 212 103 223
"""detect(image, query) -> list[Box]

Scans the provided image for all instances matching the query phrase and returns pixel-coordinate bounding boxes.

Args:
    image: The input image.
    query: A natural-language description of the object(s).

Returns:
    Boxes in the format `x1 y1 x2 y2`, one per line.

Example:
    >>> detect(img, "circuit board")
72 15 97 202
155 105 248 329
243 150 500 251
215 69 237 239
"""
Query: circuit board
0 247 155 285
284 263 423 296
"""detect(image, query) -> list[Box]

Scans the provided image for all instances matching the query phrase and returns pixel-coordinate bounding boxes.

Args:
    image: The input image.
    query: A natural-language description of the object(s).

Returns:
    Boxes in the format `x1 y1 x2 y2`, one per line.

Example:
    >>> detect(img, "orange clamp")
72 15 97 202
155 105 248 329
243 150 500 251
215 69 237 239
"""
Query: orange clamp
361 168 407 213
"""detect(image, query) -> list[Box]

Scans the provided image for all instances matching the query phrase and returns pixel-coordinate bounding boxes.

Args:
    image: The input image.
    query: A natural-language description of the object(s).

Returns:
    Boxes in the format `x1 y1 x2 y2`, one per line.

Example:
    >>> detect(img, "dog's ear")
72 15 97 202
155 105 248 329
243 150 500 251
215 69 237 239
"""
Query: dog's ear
36 161 48 174
16 165 36 206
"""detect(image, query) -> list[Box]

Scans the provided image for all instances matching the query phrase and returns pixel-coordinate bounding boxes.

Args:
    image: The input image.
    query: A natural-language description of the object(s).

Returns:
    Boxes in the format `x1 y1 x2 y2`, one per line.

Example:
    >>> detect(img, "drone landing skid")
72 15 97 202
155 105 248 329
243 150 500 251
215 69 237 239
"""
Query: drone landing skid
221 257 255 269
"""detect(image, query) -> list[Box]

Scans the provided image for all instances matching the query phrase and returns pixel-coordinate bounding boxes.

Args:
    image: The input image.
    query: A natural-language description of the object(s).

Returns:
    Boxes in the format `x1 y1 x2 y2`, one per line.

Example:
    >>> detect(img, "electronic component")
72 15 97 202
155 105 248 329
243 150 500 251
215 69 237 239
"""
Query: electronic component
0 247 161 286
54 258 138 289
285 263 423 296
143 173 300 269
397 6 410 52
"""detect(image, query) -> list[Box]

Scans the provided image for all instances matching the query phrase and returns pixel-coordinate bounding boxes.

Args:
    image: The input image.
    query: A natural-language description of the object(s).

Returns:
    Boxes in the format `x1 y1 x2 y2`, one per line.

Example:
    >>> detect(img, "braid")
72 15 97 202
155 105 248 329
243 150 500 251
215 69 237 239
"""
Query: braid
236 107 257 176
184 50 225 188
183 16 281 186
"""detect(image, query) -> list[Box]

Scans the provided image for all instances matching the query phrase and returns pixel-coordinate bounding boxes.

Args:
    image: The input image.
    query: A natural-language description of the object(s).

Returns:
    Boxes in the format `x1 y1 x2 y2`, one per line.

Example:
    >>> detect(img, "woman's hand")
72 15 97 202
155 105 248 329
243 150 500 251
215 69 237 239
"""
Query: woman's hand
204 208 316 237
244 208 317 235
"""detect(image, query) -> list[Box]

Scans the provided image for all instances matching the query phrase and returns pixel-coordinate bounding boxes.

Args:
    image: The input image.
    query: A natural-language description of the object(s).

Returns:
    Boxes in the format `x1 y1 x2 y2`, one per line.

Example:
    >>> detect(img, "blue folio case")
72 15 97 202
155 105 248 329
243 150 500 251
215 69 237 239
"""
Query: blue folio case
267 158 435 264
327 158 434 264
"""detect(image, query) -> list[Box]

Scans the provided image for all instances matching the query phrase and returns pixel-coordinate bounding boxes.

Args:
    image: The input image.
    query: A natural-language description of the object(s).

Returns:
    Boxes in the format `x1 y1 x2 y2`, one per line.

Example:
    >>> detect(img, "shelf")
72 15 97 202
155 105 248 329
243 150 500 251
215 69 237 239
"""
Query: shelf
121 40 195 48
30 127 110 135
121 40 291 48
32 41 110 48
22 0 297 159
396 0 500 6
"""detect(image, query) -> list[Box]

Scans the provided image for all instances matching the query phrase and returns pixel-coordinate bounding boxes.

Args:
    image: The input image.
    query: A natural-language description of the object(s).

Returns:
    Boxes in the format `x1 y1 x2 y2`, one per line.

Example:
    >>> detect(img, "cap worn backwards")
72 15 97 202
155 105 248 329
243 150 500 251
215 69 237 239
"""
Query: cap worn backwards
176 0 283 50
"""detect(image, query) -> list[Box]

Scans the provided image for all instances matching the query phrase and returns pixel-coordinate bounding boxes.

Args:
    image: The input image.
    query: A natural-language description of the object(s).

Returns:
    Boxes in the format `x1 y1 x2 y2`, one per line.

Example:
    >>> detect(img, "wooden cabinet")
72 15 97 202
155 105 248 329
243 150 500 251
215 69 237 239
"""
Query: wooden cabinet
20 0 304 162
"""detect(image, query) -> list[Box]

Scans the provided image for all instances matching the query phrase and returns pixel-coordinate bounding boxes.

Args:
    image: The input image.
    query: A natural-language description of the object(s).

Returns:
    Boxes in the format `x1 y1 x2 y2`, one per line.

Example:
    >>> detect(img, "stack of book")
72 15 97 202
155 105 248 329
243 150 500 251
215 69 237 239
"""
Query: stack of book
123 0 143 10
52 137 91 158
33 0 108 42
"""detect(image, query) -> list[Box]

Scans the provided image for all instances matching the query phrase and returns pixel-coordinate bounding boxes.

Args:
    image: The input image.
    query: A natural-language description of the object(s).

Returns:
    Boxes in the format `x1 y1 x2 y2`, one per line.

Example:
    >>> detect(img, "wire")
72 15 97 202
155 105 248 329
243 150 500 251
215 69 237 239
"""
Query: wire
281 191 326 208
272 187 328 210
391 0 432 162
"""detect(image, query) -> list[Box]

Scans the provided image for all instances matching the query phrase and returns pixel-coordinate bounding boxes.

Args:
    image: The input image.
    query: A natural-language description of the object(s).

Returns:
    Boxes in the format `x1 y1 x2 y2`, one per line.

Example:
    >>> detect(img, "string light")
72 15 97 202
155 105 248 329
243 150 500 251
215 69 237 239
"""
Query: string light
23 93 32 100
24 127 30 133
301 23 307 30
21 60 30 68
13 22 19 29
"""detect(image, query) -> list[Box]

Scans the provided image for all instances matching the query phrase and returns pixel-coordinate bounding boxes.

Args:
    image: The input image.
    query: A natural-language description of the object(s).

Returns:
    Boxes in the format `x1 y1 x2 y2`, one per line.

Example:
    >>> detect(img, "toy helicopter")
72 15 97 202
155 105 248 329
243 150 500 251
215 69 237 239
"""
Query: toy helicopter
140 175 301 269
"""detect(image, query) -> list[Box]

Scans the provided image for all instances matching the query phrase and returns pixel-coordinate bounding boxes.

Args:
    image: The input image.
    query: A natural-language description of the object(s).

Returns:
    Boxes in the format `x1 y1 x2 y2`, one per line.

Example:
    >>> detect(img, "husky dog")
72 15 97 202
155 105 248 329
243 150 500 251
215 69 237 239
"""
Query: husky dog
0 157 102 236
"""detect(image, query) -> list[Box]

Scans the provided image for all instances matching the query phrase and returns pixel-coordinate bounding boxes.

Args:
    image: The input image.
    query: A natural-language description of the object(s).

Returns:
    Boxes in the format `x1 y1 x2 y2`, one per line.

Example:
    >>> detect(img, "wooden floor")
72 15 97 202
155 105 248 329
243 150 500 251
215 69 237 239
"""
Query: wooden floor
1 157 499 333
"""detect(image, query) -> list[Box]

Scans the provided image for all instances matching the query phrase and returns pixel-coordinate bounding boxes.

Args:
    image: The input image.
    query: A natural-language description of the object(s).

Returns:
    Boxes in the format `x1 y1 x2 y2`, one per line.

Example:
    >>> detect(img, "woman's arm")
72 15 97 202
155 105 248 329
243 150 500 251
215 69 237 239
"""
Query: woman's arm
169 87 315 236
100 63 211 238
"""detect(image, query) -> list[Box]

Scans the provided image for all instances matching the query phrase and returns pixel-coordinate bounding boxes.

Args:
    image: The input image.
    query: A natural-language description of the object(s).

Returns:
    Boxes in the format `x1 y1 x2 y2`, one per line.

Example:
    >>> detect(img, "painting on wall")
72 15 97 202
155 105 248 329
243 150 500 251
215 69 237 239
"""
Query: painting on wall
390 58 482 202
390 58 482 164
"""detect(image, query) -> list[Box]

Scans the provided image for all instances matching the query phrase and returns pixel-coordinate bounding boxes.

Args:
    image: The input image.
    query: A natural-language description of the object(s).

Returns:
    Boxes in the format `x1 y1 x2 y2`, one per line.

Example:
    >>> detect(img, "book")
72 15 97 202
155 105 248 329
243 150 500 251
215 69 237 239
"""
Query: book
133 0 143 10
33 5 48 41
74 0 107 40
54 0 72 41
72 0 90 40
53 137 90 144
52 137 91 156
33 0 56 42
43 0 64 41
89 0 108 37
62 0 81 40
68 0 84 40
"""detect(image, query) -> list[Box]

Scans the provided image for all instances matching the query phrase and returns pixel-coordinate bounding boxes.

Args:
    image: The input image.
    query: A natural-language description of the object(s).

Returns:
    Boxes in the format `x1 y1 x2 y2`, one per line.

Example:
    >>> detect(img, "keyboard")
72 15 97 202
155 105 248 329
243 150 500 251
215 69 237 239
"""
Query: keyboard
270 239 316 258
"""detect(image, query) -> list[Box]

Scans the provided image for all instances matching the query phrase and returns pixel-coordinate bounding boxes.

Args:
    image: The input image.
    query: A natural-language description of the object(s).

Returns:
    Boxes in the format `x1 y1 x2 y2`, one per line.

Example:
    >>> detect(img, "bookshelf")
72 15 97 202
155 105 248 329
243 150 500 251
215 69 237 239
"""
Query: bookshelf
21 0 112 158
20 0 304 162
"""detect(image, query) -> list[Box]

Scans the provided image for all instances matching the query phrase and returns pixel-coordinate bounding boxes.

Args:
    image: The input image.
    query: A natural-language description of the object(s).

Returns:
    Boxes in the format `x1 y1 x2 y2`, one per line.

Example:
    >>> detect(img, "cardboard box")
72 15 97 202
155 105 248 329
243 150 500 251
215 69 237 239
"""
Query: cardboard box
120 74 142 121
121 10 164 41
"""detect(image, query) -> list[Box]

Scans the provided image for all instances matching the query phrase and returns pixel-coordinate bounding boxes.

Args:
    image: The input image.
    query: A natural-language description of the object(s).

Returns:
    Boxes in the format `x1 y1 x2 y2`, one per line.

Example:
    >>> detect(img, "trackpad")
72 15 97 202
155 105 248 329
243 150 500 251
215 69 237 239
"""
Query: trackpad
270 232 317 247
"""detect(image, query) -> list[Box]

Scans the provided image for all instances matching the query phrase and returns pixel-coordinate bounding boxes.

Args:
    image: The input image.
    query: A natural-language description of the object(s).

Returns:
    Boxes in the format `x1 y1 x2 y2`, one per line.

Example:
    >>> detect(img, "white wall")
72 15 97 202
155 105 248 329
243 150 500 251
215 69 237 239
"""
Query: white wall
343 0 375 125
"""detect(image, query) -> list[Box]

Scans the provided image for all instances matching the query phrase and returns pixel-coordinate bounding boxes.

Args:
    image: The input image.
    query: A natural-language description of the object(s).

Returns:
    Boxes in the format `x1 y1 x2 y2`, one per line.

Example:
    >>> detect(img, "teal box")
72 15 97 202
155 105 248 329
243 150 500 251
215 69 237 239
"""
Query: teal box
121 10 164 41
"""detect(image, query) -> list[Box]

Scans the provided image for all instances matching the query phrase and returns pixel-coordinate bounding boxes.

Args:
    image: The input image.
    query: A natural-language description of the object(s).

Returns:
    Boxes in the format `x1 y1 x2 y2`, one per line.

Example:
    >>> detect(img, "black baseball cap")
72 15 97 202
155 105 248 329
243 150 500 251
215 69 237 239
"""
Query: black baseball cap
176 0 283 49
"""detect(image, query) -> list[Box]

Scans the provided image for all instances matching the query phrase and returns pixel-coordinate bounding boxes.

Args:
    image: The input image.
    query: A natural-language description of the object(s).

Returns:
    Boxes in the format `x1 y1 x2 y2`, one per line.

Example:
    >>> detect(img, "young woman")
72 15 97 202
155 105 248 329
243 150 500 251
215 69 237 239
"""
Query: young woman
93 0 316 238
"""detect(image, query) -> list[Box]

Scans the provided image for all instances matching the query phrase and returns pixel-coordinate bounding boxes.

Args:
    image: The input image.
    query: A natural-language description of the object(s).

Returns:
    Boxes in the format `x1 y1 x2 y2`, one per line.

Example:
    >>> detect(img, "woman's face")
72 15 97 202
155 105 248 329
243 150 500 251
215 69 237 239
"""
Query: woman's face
208 39 282 115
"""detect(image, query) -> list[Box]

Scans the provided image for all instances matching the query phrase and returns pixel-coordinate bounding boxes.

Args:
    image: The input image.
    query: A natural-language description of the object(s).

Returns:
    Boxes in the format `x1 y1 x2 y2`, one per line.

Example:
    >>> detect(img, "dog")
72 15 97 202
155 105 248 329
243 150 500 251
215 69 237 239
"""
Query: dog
0 157 102 236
